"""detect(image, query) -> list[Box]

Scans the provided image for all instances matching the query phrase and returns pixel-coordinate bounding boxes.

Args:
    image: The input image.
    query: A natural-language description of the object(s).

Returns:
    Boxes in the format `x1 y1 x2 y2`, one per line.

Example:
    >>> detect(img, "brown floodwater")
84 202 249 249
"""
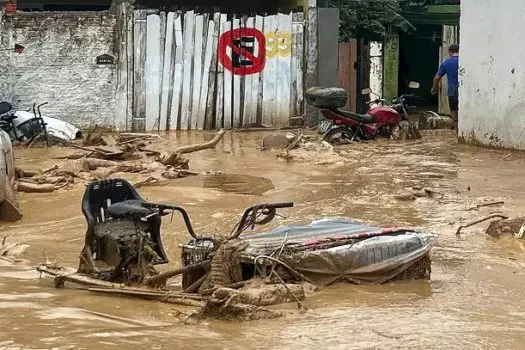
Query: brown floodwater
2 130 525 349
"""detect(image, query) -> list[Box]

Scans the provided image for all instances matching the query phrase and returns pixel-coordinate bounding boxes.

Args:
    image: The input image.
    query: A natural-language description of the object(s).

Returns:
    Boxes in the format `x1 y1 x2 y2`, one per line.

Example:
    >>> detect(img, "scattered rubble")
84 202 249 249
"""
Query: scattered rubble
394 187 444 201
14 129 227 193
486 217 525 238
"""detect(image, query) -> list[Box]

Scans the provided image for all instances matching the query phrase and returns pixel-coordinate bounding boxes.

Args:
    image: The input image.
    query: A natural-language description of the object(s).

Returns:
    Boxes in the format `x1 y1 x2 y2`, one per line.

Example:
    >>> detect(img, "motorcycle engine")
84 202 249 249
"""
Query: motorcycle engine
91 218 162 282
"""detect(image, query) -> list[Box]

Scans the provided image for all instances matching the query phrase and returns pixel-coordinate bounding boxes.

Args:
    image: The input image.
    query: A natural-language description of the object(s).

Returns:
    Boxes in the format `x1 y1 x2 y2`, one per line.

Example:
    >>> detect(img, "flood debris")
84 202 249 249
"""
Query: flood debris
261 133 295 149
486 217 525 238
37 179 432 323
455 214 509 236
394 187 444 201
467 201 505 211
193 285 287 322
15 129 227 193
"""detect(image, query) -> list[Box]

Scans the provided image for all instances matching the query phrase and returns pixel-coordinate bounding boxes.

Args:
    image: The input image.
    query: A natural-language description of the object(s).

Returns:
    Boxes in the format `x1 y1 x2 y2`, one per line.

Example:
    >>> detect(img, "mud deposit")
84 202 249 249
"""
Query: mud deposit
3 130 525 349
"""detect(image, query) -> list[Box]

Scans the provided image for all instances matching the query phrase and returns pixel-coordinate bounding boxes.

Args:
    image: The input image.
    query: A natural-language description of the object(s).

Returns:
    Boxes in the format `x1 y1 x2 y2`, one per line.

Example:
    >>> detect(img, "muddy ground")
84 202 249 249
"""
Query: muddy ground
2 130 525 349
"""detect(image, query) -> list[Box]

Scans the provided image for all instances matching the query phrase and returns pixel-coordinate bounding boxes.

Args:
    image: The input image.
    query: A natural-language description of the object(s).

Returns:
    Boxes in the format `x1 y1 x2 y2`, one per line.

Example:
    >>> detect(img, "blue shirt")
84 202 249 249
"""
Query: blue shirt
437 55 459 97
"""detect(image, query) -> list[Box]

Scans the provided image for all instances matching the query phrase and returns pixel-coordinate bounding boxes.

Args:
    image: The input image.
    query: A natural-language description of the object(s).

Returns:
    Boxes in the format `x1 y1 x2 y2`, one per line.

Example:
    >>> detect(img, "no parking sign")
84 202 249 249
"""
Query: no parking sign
218 28 266 76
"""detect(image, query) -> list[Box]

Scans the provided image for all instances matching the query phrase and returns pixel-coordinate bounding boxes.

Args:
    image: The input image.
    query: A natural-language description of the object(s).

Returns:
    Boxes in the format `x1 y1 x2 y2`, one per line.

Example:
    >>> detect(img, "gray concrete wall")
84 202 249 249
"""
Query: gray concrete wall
317 8 339 88
0 11 117 128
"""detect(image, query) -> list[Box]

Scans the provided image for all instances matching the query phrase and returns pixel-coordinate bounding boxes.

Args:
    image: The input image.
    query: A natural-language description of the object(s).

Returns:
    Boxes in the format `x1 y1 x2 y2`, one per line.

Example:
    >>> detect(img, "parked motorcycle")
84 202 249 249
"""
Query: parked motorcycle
306 82 422 145
0 101 81 146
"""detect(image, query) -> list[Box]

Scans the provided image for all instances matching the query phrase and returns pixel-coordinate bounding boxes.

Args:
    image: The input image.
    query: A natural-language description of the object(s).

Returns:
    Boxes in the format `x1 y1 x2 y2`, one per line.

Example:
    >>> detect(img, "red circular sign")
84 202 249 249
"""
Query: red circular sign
218 28 266 76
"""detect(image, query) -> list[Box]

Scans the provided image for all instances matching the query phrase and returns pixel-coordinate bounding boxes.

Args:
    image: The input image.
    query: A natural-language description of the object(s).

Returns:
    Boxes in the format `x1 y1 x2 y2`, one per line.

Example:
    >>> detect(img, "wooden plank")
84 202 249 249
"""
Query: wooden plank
338 42 351 110
290 12 304 119
255 15 264 125
180 10 195 130
145 14 161 131
349 39 357 112
126 6 134 130
158 12 167 127
197 20 215 130
275 13 293 127
115 2 130 131
215 14 228 129
222 20 233 129
238 16 247 126
170 14 183 129
190 15 204 130
133 10 147 131
304 6 319 127
160 12 175 131
294 12 305 117
242 16 255 126
232 18 242 128
262 15 277 127
205 12 222 130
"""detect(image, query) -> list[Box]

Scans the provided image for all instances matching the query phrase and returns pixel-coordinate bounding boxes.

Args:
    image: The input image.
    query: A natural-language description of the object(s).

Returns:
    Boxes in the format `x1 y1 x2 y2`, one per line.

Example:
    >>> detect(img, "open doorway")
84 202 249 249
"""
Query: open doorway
398 24 442 112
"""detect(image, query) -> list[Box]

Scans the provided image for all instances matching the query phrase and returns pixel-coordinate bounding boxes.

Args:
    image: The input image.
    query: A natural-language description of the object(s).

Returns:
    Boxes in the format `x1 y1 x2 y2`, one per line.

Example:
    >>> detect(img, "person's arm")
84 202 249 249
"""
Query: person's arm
432 62 446 94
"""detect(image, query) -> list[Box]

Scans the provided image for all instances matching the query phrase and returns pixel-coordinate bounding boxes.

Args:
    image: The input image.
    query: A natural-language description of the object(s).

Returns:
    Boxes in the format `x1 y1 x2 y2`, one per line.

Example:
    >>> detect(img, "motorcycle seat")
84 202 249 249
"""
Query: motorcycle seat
336 109 376 124
107 199 156 219
0 102 12 115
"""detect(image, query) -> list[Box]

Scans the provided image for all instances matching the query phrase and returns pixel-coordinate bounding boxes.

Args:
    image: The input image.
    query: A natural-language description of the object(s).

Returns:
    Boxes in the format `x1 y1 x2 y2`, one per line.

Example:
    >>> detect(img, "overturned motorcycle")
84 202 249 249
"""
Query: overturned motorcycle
0 101 81 146
38 179 432 320
307 82 422 145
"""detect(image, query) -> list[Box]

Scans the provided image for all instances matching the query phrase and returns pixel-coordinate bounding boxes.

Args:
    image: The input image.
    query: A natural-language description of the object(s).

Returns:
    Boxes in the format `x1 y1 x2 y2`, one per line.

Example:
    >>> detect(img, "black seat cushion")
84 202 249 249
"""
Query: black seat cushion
0 102 12 115
107 200 156 219
337 109 376 124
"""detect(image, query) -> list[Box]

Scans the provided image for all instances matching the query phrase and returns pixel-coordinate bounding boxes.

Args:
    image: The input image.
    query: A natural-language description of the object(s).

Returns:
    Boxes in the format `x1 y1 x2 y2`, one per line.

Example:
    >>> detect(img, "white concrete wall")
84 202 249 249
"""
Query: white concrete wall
369 41 383 106
0 12 117 128
460 0 525 149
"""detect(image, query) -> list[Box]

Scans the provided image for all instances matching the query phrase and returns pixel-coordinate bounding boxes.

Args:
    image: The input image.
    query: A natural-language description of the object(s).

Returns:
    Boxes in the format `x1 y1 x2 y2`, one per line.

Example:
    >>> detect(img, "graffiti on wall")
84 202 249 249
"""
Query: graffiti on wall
218 28 266 75
218 29 292 76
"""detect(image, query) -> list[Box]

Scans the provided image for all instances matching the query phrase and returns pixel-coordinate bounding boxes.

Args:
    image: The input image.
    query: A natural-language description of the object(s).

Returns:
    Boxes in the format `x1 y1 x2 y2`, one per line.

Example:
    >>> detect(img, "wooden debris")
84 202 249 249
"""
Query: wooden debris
119 132 161 140
146 260 212 288
17 182 58 193
468 201 505 211
101 134 118 147
171 129 225 155
37 264 204 308
134 177 171 189
15 168 38 178
456 214 509 236
88 288 204 307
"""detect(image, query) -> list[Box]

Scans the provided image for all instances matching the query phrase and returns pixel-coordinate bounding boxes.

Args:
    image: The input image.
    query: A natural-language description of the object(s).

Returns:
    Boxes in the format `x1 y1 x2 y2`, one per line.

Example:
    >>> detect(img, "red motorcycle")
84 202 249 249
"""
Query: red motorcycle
306 82 421 144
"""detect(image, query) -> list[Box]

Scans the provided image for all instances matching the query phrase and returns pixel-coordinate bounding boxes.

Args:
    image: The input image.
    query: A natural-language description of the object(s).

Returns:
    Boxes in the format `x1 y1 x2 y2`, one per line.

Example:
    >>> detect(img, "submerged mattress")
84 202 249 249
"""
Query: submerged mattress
240 218 431 284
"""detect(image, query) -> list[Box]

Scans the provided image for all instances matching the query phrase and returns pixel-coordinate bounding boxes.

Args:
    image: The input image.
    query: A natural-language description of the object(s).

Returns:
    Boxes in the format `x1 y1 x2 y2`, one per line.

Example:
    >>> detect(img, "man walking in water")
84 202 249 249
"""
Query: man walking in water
432 44 459 133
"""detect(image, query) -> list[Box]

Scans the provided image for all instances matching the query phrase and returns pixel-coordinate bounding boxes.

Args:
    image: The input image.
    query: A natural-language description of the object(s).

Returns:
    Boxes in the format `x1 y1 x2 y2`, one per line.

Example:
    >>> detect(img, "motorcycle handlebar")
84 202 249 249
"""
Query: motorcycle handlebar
267 202 294 209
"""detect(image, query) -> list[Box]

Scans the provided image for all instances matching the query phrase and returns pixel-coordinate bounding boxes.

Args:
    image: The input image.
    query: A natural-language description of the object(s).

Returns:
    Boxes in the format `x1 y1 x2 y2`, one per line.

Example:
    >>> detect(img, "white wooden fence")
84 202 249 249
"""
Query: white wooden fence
133 10 305 131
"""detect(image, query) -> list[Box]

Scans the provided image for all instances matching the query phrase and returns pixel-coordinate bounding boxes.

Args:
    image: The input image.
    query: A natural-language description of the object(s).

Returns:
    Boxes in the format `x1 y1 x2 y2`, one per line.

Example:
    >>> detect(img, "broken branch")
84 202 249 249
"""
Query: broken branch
173 129 226 155
468 201 505 211
455 214 509 236
146 260 211 287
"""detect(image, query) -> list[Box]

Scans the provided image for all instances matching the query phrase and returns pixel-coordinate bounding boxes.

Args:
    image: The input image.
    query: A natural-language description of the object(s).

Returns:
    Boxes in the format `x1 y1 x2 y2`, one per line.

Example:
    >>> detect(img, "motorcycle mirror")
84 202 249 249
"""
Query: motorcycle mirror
361 88 372 95
408 81 420 89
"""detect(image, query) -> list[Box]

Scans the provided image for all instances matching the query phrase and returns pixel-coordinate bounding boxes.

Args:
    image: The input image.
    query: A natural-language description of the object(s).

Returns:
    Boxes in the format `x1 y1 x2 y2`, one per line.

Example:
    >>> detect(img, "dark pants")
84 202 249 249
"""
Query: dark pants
448 96 459 132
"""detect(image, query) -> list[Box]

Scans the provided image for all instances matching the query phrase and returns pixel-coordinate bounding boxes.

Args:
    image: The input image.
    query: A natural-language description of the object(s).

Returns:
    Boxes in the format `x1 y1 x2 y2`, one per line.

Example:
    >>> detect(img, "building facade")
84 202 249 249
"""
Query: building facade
459 0 525 149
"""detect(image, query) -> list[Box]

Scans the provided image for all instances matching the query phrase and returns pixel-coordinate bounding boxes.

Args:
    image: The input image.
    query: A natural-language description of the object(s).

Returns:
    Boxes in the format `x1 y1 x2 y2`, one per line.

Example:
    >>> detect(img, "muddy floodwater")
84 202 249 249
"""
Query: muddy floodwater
2 130 525 349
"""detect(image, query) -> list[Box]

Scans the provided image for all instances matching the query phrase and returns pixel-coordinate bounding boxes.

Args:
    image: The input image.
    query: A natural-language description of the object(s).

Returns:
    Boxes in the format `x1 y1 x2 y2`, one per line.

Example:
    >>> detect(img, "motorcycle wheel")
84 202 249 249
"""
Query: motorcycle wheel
322 126 358 145
26 134 69 148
